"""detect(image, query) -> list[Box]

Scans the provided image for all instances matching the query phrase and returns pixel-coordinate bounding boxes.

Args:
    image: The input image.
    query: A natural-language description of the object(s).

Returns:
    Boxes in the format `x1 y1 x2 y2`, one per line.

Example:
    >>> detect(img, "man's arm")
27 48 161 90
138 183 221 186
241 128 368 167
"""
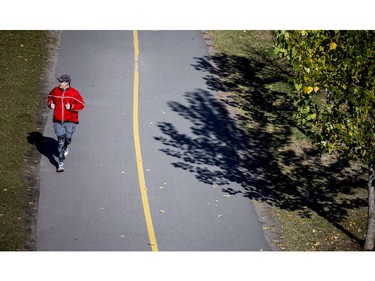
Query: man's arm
47 89 55 109
69 90 85 112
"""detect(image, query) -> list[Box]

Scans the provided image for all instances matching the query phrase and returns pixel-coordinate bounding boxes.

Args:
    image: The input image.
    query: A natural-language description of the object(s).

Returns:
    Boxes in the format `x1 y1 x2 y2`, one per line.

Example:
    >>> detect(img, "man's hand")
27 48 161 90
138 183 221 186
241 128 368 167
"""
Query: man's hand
50 103 55 109
65 102 71 110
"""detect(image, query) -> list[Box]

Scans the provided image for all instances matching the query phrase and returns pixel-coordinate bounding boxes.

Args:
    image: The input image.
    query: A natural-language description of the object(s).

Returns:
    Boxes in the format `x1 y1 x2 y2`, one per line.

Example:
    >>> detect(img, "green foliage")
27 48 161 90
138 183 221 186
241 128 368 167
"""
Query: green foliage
274 31 375 165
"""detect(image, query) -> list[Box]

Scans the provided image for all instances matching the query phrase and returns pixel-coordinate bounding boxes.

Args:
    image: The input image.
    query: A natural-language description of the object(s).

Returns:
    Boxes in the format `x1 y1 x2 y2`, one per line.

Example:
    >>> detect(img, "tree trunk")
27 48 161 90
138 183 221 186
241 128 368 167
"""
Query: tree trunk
364 164 375 250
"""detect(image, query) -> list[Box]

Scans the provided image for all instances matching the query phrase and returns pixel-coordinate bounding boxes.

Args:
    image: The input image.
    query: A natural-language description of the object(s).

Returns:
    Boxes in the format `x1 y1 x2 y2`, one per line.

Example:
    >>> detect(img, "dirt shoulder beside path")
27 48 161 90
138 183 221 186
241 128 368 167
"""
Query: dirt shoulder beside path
24 31 62 250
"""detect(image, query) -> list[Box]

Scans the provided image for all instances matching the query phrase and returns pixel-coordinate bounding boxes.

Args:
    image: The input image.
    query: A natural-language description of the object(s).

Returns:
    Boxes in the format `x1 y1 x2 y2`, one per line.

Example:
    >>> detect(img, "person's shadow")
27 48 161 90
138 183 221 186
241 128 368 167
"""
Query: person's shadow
27 132 58 169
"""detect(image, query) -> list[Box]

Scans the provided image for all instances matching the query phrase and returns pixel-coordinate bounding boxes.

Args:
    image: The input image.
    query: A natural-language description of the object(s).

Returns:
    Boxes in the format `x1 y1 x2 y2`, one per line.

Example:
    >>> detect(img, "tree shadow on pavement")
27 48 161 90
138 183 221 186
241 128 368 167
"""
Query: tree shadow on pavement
27 132 58 169
154 53 367 247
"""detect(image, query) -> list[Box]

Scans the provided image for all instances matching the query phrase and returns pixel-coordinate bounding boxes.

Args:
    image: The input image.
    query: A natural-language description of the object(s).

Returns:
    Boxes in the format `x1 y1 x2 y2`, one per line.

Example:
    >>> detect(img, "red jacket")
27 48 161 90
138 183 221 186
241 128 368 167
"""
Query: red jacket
48 86 85 123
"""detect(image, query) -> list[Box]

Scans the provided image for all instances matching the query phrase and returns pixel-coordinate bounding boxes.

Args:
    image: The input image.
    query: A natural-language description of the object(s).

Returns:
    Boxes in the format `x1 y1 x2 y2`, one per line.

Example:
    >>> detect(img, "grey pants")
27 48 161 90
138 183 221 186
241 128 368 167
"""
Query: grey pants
53 122 76 162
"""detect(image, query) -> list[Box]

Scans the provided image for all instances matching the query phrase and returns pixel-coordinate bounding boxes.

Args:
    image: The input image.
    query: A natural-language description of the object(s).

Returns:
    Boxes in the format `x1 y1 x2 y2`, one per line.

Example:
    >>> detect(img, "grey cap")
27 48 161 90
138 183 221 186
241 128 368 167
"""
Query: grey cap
57 74 71 83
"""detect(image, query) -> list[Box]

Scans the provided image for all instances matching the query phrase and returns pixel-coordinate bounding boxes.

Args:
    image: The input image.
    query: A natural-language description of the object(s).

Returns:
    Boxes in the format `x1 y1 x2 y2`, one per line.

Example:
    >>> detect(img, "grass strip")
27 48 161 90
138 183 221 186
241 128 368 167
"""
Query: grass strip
0 31 50 250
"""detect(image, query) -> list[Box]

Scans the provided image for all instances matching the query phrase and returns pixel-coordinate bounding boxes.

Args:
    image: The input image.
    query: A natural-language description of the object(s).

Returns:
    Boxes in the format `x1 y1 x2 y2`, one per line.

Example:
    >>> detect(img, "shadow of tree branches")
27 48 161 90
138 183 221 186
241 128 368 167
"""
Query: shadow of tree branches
154 50 367 246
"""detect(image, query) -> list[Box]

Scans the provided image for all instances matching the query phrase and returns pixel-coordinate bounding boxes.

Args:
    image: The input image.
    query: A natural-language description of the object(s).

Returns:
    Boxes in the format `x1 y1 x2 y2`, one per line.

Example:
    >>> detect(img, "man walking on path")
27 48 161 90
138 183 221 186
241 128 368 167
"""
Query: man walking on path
48 74 85 172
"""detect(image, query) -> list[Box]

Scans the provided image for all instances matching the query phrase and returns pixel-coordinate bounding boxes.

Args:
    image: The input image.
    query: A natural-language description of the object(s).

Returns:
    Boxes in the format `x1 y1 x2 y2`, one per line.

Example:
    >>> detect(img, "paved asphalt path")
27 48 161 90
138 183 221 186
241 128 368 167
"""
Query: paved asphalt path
36 31 270 251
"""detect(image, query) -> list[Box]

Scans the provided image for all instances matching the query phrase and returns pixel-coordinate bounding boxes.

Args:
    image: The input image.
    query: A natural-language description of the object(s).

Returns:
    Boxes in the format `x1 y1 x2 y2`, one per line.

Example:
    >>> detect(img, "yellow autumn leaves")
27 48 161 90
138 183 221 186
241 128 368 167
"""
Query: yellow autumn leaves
303 86 313 94
303 86 320 94
329 42 337 50
299 42 336 95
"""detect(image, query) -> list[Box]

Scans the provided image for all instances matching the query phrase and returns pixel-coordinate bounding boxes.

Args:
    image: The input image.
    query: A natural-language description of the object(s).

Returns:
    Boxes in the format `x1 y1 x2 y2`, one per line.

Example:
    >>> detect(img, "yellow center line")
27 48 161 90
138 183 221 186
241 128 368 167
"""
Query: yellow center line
132 30 159 251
